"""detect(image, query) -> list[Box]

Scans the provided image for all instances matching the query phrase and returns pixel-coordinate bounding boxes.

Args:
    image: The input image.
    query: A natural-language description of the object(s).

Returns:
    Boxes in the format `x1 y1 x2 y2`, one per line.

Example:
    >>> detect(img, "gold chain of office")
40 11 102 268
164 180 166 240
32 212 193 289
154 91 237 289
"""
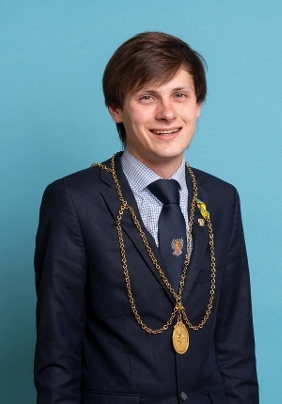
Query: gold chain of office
92 154 216 336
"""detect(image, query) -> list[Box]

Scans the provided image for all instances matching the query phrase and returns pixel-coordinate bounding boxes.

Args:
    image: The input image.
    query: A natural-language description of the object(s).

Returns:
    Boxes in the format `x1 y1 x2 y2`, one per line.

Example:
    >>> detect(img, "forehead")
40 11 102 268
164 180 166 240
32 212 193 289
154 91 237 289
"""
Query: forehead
131 69 195 94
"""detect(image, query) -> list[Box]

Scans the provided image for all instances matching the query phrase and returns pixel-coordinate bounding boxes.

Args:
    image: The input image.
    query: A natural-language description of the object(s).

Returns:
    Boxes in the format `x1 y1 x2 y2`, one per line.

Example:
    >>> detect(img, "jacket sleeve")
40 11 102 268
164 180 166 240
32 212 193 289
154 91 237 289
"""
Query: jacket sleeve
34 181 87 404
214 189 259 403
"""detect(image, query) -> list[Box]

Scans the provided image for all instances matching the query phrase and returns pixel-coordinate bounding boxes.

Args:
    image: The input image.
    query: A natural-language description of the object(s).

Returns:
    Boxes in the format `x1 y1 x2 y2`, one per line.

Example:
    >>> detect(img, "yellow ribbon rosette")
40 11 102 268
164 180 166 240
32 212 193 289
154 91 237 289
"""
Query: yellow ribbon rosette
196 199 210 221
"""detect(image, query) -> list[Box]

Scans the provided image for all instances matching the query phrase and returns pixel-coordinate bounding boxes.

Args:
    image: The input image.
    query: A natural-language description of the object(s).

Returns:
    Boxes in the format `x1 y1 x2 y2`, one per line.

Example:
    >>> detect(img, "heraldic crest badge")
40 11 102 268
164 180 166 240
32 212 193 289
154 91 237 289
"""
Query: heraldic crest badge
171 238 184 256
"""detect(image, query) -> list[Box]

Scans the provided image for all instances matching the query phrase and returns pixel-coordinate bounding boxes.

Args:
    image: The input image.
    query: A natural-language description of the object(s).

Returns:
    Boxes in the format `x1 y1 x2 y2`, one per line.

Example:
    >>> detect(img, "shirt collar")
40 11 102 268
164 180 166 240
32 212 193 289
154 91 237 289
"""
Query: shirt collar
121 148 187 191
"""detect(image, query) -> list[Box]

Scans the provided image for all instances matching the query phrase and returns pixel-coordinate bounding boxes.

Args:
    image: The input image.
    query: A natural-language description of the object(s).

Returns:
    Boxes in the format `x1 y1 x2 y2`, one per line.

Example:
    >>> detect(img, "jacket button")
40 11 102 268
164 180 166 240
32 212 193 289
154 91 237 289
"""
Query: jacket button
180 391 188 401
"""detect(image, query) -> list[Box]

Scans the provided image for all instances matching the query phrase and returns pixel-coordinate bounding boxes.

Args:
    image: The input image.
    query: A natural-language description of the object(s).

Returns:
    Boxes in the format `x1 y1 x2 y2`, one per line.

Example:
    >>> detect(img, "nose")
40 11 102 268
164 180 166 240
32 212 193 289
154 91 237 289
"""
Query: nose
155 100 176 122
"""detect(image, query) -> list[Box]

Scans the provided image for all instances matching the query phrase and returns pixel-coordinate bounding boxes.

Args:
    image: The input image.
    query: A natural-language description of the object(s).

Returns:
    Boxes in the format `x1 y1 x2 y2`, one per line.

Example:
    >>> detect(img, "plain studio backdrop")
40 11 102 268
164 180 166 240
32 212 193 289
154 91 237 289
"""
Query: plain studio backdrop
0 1 281 403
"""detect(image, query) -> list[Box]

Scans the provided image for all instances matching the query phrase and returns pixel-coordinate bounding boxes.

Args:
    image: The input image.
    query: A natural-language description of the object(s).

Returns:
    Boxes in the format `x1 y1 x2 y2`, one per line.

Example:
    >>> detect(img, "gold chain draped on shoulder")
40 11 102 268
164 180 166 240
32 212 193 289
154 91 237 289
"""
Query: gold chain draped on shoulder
91 154 216 353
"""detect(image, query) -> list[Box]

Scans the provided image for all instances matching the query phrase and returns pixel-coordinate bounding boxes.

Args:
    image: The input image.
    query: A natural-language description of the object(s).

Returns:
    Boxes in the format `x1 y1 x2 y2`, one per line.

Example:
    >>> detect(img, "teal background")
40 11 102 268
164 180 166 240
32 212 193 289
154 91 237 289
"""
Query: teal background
1 1 281 402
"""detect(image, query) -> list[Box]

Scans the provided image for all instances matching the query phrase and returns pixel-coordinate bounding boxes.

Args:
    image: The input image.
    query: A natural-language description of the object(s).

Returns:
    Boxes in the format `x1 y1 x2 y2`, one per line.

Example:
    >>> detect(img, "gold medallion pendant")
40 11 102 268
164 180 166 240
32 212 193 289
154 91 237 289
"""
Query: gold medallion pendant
172 321 189 354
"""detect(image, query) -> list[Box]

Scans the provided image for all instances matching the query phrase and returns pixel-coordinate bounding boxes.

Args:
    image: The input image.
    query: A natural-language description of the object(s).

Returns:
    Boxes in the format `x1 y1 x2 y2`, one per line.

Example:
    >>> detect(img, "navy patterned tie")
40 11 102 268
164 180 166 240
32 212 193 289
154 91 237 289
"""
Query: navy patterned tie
148 179 187 291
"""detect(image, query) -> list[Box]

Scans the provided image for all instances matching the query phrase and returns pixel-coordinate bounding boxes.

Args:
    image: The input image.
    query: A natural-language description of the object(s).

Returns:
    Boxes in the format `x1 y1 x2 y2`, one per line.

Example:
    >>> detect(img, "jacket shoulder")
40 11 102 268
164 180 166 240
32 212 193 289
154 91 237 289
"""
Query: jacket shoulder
45 159 113 194
191 167 235 188
191 167 238 195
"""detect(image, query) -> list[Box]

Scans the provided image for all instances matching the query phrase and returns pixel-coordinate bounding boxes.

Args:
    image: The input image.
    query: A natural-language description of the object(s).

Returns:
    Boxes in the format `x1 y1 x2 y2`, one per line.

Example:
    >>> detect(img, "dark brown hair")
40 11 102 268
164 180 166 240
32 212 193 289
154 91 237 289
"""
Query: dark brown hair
102 32 207 145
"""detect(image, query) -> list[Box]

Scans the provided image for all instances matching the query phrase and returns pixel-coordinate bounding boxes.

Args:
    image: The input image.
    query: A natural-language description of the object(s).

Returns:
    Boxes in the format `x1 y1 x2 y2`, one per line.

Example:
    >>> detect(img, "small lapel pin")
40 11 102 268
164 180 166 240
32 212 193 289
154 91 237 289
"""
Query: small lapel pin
198 218 205 227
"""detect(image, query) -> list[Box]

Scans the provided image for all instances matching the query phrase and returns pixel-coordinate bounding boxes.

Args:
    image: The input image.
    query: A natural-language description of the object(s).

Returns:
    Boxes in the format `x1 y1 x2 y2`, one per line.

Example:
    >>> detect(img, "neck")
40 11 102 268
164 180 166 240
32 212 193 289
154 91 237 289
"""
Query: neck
126 150 183 179
146 159 184 179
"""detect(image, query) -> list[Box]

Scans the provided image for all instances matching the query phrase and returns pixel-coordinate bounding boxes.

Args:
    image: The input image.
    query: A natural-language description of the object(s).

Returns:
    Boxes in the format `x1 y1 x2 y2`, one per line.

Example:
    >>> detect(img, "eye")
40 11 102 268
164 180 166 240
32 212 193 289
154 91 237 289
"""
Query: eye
174 92 187 99
139 94 153 101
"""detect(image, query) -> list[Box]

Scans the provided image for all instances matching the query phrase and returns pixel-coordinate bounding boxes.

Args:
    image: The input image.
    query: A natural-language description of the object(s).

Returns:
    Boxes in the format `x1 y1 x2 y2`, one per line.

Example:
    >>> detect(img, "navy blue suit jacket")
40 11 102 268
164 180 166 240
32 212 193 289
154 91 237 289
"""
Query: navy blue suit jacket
34 153 259 404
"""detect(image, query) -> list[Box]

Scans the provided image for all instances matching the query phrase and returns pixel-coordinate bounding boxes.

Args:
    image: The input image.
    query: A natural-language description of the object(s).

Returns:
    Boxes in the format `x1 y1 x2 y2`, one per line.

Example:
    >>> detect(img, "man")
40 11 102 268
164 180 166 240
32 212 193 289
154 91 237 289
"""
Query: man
34 32 259 403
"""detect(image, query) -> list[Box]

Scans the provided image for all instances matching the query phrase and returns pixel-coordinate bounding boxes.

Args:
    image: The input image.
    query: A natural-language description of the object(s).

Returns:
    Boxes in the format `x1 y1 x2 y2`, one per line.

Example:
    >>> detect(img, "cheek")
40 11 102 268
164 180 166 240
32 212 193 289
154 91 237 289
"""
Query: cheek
125 112 145 128
184 112 199 125
180 103 201 119
133 106 155 124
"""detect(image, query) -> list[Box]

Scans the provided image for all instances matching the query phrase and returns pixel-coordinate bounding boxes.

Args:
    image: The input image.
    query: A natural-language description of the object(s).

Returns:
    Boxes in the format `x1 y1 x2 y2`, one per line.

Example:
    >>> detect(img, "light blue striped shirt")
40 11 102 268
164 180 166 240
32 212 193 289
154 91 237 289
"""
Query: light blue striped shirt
121 149 189 246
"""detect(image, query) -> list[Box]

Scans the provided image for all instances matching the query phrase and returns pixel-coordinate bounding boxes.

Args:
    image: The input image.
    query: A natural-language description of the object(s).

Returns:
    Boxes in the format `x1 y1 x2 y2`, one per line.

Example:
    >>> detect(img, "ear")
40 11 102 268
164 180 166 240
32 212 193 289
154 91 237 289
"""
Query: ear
196 103 202 118
108 106 123 123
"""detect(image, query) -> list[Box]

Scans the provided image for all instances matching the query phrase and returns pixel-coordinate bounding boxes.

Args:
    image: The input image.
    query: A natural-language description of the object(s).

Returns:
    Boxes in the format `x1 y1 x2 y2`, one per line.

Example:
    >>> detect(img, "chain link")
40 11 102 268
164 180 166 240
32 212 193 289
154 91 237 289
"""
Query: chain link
92 155 217 334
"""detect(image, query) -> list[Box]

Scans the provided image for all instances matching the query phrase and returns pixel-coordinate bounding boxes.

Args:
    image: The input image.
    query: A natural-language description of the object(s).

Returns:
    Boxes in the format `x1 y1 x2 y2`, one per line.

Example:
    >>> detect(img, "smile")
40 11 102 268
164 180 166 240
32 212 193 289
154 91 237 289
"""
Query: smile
150 128 181 135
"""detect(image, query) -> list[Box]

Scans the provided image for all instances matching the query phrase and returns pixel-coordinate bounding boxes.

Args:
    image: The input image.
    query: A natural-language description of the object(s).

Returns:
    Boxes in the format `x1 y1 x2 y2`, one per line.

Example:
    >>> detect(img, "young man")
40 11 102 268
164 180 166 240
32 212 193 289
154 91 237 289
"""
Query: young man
34 32 259 404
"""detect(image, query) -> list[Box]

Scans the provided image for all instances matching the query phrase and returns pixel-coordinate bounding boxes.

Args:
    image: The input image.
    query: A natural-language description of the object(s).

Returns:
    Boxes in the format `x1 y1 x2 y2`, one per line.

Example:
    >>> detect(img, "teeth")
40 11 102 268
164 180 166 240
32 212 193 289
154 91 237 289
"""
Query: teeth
152 129 179 135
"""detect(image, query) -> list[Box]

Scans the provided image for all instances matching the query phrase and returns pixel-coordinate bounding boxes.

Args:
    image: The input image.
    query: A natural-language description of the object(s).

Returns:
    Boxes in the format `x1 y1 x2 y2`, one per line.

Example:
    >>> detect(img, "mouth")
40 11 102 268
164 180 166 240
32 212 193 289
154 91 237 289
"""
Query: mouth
150 128 181 136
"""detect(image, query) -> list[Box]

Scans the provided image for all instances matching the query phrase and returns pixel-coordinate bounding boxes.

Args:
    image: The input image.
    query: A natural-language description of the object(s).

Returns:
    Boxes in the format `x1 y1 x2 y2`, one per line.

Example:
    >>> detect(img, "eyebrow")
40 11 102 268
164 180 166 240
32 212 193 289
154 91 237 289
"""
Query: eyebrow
136 86 195 94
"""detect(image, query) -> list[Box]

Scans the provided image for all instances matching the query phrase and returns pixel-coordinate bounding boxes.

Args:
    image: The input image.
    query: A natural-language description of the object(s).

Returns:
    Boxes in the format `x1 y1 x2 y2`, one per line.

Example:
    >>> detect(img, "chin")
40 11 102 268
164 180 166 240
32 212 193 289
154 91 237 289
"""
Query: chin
157 146 186 159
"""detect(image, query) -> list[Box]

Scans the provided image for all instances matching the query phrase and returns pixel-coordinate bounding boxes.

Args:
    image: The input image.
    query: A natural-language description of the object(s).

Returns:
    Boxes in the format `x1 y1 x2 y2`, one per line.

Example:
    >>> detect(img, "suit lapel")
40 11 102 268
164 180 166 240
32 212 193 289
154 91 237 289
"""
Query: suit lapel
182 167 210 302
99 154 174 303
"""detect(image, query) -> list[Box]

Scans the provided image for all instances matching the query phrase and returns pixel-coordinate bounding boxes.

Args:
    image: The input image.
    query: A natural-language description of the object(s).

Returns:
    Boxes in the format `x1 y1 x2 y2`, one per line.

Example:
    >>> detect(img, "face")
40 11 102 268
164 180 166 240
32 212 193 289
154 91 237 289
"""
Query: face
109 69 201 178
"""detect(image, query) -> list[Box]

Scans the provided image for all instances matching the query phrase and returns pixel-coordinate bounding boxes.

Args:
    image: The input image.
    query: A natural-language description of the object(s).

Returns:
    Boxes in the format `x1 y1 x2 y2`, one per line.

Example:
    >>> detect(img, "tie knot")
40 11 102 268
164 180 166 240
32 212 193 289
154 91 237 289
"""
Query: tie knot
148 179 180 205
